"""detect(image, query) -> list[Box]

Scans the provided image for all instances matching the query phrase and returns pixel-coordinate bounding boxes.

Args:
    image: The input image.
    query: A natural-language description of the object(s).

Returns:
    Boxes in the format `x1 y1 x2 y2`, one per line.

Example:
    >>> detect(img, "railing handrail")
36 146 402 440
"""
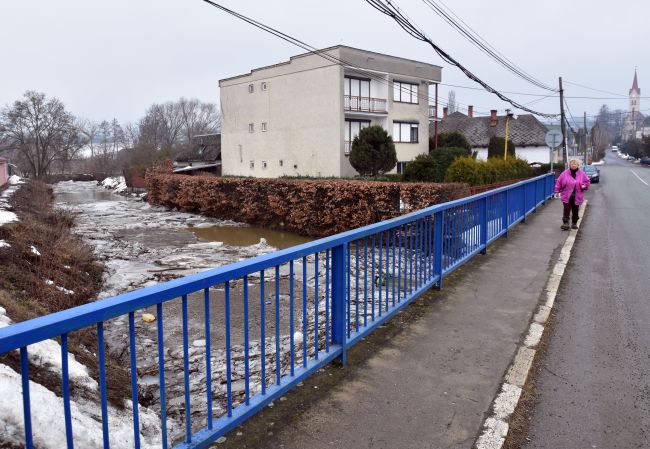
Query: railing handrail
0 173 554 353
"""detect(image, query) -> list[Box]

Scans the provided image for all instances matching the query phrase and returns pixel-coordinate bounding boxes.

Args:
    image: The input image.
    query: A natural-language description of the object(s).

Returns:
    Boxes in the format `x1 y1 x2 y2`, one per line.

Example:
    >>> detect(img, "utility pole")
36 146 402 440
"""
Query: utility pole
559 77 568 169
584 111 588 164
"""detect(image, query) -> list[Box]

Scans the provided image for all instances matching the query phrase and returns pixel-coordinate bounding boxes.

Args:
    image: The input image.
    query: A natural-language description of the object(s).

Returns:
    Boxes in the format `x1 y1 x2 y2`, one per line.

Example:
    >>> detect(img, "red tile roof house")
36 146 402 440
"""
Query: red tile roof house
431 108 556 164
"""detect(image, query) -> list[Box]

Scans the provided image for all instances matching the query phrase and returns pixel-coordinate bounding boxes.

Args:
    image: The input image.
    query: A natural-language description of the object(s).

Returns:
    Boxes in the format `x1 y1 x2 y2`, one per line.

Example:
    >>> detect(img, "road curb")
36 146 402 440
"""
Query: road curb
473 200 588 449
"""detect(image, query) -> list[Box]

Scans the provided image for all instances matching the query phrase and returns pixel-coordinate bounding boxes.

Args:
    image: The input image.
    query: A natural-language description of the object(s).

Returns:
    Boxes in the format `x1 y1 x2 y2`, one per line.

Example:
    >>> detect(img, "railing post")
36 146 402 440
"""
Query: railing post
480 197 488 254
433 210 443 289
534 178 539 211
522 184 527 223
331 243 347 366
503 190 509 237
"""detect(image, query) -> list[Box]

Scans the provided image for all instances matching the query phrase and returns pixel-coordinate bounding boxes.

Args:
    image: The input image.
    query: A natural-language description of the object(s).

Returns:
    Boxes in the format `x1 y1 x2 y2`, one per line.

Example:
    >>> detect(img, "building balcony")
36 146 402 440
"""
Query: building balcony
344 141 352 155
344 95 387 114
428 104 438 120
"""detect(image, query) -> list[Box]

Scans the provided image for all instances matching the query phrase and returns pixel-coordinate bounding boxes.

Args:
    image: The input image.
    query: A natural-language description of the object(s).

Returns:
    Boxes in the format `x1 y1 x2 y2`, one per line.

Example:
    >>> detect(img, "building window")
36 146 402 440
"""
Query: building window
396 162 408 174
393 122 419 143
344 76 371 99
344 119 371 155
248 123 254 133
393 81 419 104
279 160 283 167
261 81 268 91
262 161 267 169
261 122 268 132
249 161 254 169
248 84 254 93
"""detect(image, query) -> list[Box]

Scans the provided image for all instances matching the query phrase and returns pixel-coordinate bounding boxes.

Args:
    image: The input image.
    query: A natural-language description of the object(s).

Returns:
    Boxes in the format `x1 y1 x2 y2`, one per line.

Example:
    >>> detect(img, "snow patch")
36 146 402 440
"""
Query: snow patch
30 245 41 256
0 211 18 226
8 175 21 185
0 239 10 248
0 364 161 449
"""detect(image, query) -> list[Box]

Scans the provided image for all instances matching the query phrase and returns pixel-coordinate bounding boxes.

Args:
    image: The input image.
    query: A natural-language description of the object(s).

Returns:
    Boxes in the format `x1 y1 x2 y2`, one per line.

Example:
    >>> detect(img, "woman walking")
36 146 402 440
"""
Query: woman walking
554 159 590 230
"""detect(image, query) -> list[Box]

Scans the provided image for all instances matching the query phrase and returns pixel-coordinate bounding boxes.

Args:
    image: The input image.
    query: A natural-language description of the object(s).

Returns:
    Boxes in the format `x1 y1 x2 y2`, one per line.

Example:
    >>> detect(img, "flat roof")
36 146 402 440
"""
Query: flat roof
219 45 442 83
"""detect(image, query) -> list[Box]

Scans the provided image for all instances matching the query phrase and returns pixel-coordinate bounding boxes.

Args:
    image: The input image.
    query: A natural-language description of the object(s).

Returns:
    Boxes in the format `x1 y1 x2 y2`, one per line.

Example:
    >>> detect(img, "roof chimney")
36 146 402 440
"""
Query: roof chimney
443 107 448 118
468 105 473 118
490 110 498 127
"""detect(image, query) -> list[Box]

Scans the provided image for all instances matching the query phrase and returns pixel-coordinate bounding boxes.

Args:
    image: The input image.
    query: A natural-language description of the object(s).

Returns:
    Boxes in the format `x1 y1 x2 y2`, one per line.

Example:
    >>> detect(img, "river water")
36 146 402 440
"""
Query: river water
53 181 320 443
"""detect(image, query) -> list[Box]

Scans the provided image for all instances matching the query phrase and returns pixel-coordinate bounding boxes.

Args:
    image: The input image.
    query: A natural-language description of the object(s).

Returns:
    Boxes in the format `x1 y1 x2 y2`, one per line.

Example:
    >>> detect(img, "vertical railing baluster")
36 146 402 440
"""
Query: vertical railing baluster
325 250 330 353
156 303 168 449
225 282 233 416
302 256 307 367
128 312 141 449
97 322 109 449
363 238 368 327
181 295 191 442
398 225 402 301
204 288 213 427
20 347 34 449
382 231 390 310
260 270 266 395
314 252 319 359
434 210 443 288
355 242 360 332
289 261 295 374
243 277 250 405
347 243 351 337
275 266 281 385
61 334 74 449
378 232 383 315
391 229 396 307
410 222 414 294
331 244 347 366
371 234 375 320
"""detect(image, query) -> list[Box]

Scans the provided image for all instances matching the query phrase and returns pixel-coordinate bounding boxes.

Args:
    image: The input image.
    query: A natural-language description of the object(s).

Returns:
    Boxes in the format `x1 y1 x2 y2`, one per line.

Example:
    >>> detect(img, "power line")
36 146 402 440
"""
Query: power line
420 0 557 92
363 0 559 118
563 80 628 98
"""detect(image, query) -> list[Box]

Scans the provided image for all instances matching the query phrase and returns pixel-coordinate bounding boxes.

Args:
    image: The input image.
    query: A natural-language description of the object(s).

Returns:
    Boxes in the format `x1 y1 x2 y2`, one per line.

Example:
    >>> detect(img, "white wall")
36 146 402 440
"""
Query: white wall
221 61 343 178
474 146 553 164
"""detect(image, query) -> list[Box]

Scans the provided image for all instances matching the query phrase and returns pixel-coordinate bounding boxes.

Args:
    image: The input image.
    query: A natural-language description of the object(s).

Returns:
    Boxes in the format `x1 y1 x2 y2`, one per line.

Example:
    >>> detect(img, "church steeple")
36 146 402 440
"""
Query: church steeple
630 69 640 95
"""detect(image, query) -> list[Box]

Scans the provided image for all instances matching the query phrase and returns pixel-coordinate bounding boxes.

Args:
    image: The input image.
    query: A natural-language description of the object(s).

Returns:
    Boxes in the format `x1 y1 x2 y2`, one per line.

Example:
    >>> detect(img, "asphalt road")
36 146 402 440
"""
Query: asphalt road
522 153 650 448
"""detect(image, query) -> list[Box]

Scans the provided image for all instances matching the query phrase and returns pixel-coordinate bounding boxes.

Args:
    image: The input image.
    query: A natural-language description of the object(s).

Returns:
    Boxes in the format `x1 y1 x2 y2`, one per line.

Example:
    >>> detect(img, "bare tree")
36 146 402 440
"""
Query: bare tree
81 119 99 158
447 90 457 114
0 91 82 177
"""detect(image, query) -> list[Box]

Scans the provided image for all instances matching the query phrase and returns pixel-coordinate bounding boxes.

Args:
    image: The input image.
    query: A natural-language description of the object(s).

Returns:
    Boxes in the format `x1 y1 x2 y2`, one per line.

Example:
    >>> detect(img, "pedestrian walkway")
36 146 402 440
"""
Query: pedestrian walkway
213 199 568 449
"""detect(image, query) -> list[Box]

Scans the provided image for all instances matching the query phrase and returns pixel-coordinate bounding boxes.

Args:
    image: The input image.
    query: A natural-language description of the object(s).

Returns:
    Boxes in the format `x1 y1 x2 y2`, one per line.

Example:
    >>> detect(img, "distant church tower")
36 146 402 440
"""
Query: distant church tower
625 70 642 140
629 69 641 114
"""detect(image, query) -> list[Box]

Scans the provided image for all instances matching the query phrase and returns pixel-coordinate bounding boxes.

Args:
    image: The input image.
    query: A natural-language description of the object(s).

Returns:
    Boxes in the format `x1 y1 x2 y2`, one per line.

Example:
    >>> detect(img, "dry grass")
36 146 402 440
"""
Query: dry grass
0 181 130 407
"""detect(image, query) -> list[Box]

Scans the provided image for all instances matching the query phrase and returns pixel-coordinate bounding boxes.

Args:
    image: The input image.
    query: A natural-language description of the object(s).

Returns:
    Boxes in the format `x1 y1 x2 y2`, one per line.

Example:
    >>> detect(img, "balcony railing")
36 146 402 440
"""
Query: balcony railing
345 141 352 155
428 105 437 119
344 95 387 114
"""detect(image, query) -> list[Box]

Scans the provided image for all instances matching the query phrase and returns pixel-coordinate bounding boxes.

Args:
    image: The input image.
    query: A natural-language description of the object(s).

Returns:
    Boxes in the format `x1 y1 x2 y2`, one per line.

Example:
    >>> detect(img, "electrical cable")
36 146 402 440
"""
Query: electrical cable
363 0 559 118
421 0 557 92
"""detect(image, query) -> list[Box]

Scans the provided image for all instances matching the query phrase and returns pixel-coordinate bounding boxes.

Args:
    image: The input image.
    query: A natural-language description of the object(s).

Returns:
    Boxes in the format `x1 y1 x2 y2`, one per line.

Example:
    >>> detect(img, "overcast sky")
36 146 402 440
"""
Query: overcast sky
1 0 647 125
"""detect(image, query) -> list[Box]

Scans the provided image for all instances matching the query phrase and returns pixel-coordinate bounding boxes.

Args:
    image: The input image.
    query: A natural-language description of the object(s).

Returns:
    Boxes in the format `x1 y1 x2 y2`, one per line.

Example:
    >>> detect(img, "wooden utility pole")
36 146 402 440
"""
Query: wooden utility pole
559 77 568 168
584 111 588 164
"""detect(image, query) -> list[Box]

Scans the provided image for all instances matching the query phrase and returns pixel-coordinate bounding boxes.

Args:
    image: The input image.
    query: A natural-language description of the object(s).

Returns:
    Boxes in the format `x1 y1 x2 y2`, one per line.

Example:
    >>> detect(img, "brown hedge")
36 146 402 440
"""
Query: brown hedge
146 165 469 238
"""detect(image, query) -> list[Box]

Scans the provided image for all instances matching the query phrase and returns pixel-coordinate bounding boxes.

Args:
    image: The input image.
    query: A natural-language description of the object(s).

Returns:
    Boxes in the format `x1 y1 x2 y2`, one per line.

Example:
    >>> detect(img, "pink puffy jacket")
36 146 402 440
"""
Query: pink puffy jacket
554 169 590 205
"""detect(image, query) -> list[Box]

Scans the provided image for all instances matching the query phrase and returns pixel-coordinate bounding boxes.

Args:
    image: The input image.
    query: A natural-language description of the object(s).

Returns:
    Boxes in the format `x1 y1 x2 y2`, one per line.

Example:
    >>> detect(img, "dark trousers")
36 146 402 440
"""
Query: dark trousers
563 197 580 224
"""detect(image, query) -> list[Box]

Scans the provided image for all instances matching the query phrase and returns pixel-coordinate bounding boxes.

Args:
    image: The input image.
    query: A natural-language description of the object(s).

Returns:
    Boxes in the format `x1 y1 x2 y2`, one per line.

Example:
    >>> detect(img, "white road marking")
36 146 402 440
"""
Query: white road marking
630 170 649 186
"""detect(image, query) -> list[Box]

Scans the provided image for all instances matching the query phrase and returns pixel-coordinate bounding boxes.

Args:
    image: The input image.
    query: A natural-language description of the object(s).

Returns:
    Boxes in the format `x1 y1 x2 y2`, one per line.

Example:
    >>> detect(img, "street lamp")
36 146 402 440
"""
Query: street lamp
504 109 514 160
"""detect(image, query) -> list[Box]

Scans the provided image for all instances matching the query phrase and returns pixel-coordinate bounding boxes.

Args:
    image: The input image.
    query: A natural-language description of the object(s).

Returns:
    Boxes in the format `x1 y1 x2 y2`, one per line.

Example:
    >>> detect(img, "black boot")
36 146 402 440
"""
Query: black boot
561 220 570 231
571 222 578 229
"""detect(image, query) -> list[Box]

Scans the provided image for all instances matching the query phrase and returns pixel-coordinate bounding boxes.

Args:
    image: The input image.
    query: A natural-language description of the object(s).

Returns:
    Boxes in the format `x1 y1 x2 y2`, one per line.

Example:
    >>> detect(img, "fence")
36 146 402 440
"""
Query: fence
0 173 556 449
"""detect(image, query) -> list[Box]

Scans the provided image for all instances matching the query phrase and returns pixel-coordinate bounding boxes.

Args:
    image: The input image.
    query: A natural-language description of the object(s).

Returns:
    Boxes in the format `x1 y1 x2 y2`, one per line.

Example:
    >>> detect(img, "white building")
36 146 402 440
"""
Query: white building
435 109 555 164
219 46 441 178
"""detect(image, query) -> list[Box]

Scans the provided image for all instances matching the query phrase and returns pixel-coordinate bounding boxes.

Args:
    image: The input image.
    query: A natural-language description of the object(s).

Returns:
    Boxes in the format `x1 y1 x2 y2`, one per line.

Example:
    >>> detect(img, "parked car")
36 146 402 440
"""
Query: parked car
612 145 619 152
640 157 650 165
582 165 600 183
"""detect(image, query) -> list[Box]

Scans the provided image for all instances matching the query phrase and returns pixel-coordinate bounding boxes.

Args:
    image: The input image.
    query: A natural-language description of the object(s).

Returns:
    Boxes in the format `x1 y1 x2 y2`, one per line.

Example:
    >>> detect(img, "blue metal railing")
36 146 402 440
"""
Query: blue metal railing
0 173 555 449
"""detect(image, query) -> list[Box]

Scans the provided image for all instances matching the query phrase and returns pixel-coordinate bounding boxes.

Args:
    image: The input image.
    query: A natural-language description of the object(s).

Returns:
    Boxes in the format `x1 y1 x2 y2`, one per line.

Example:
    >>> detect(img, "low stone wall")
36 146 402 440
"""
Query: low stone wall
146 165 469 238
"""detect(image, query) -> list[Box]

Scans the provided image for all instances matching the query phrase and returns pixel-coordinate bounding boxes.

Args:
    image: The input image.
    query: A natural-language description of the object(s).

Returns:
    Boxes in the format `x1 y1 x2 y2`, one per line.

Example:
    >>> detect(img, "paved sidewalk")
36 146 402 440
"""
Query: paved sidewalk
217 199 567 449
